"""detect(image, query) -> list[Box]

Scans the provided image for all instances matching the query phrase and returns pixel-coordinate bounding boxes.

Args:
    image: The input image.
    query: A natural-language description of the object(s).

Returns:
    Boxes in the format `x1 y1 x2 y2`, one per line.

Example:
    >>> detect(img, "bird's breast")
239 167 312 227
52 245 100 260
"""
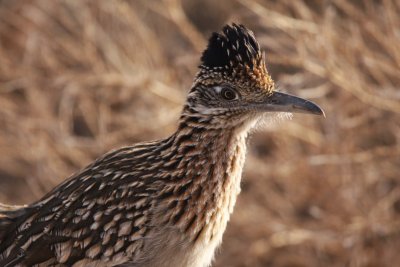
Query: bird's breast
186 134 247 267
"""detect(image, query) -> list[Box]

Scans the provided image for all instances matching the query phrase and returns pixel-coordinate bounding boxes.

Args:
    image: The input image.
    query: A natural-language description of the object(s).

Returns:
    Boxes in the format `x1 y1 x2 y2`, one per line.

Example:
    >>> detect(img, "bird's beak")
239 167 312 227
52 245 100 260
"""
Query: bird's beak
261 91 325 116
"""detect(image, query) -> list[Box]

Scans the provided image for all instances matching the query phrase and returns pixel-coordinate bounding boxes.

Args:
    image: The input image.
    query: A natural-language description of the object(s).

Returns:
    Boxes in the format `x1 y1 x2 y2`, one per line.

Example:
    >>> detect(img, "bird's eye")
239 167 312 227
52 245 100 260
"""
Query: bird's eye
221 88 237 101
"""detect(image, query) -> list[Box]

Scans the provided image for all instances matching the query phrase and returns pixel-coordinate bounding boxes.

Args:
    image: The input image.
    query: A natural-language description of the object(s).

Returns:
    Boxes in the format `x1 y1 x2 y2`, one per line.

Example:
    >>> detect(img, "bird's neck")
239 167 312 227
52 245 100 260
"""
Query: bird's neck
161 114 254 243
173 114 252 170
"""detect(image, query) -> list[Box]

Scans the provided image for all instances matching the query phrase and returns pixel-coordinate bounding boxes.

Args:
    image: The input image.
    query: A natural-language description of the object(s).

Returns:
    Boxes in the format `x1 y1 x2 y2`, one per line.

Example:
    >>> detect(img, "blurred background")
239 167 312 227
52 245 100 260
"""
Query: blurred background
0 0 399 266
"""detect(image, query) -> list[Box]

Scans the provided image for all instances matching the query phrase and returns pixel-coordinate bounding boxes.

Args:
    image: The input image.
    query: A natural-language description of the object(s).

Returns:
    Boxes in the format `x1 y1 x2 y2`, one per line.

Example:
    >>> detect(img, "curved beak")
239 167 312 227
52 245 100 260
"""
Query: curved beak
261 91 325 116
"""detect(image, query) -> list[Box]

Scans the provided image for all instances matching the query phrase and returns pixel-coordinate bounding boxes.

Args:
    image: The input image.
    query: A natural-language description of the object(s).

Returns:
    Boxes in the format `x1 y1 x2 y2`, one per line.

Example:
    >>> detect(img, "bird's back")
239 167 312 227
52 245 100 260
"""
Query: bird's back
0 140 170 266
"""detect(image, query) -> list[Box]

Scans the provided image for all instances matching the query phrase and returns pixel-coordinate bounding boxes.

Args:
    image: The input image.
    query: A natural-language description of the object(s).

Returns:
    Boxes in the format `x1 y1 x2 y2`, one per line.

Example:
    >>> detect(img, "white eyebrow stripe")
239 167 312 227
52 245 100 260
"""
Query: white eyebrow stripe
213 86 223 93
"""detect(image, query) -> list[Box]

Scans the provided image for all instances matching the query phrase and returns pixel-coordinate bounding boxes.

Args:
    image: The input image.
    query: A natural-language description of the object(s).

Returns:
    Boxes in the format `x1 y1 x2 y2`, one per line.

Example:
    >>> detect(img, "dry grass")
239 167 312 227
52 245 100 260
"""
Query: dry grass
0 0 399 266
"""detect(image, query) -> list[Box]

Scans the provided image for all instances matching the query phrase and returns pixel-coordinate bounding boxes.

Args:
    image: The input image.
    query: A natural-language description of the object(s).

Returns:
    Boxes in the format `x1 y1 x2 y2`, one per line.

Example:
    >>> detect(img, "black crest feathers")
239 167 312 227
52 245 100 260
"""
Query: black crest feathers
200 24 262 70
196 24 273 92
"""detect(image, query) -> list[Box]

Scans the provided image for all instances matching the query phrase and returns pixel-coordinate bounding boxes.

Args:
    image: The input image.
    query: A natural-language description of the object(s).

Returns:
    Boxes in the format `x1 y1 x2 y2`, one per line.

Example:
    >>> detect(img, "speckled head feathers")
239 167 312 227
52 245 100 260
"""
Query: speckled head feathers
196 24 274 94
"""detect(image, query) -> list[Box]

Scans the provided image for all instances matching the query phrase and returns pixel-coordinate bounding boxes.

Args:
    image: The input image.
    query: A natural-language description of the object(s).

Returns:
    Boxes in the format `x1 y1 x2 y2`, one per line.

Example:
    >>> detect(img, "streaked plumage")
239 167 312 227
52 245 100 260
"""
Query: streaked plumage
0 24 323 267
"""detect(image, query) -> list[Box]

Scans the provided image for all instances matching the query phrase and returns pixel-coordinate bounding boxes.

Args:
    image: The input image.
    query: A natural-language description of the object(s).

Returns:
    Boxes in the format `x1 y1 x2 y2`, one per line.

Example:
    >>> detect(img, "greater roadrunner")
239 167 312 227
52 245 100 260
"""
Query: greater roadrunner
0 24 323 267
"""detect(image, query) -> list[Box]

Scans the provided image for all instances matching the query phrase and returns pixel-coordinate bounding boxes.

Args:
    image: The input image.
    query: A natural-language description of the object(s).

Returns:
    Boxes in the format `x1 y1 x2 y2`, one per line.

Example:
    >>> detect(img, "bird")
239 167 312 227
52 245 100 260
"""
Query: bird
0 24 324 267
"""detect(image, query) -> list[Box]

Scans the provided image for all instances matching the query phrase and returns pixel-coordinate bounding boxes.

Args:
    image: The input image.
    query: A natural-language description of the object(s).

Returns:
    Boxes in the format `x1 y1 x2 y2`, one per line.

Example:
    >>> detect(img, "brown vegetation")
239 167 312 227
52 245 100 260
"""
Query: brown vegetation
0 0 399 266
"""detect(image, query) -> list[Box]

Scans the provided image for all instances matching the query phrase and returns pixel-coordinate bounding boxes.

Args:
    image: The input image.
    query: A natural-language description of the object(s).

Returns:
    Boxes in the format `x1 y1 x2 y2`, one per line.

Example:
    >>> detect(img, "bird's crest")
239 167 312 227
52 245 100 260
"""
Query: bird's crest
196 24 274 94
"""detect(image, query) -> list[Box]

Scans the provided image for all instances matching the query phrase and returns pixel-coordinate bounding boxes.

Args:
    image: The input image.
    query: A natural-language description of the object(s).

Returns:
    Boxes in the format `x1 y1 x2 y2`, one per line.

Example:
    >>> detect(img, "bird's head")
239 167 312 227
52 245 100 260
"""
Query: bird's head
182 24 324 130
